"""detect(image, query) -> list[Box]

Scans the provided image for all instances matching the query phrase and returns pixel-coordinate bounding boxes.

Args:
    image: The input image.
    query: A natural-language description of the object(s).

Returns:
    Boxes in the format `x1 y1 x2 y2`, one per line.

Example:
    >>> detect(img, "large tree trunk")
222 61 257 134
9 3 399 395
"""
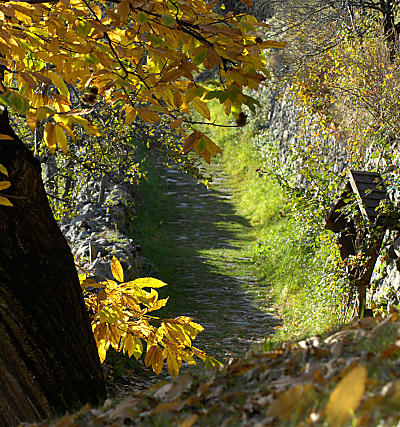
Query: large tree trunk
0 110 106 426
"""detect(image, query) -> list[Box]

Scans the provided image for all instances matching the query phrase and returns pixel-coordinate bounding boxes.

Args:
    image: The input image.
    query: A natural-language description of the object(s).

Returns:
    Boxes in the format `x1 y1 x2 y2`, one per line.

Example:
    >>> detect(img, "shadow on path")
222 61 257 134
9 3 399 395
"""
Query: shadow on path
135 162 278 362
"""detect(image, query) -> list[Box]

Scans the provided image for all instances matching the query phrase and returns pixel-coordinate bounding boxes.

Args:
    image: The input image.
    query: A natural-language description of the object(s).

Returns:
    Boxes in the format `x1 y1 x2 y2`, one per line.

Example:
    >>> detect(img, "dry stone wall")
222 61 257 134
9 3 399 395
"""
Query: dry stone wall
60 178 143 283
266 86 347 177
265 86 400 309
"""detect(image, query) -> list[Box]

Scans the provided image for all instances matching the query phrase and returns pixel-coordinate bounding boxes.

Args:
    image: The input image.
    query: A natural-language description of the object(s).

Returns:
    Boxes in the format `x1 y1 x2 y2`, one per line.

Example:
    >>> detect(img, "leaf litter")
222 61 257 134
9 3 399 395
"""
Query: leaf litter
22 311 400 426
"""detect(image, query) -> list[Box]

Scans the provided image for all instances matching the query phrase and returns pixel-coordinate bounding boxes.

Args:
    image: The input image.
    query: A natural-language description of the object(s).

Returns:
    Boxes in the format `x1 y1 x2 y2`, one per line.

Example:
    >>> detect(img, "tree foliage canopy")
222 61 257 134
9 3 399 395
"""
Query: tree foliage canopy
0 0 283 175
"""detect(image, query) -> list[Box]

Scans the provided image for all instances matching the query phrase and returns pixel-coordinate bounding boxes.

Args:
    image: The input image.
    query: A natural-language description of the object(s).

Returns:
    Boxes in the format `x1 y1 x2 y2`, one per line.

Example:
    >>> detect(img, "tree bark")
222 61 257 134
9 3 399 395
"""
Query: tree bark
0 109 106 426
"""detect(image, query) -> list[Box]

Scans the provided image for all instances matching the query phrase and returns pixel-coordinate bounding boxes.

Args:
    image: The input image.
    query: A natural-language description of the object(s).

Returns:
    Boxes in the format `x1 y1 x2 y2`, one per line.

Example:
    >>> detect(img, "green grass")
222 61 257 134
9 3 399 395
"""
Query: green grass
209 107 345 345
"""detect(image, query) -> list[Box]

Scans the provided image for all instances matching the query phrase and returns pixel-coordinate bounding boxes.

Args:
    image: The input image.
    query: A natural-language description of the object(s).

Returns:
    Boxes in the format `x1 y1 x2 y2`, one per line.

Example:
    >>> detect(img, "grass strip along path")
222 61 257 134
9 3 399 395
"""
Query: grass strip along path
133 156 278 362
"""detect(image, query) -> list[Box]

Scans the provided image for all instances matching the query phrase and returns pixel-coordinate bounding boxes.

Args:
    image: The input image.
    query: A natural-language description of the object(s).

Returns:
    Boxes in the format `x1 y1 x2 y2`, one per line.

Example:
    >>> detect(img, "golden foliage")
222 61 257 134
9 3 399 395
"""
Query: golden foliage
0 165 12 206
81 258 220 378
0 0 282 164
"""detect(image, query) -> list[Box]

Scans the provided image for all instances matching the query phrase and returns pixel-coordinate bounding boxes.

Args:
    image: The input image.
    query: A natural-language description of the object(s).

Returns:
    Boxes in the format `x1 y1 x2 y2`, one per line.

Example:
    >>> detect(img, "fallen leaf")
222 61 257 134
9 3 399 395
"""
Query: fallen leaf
52 413 77 427
151 399 185 415
324 364 367 426
107 397 139 421
165 374 193 400
267 383 313 421
313 369 327 385
179 414 199 427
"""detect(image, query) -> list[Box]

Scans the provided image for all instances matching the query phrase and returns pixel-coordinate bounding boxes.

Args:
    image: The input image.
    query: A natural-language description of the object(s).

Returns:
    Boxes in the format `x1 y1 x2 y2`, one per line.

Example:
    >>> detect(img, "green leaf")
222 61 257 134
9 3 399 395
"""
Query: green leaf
85 53 100 65
8 91 30 114
37 106 56 121
136 11 148 24
205 90 229 103
161 14 175 27
77 21 90 37
0 164 9 176
0 95 11 108
48 71 69 98
194 48 208 65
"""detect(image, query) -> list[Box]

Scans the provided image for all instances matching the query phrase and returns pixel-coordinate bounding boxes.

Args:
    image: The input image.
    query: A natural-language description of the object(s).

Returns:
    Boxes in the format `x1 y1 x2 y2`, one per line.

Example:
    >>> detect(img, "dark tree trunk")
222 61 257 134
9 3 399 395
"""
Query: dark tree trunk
0 109 106 426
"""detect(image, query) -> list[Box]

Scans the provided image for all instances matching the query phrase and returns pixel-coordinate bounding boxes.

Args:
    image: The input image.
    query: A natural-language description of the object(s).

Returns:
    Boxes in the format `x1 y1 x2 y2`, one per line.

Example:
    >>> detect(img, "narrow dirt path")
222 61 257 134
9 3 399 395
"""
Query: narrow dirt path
136 161 278 362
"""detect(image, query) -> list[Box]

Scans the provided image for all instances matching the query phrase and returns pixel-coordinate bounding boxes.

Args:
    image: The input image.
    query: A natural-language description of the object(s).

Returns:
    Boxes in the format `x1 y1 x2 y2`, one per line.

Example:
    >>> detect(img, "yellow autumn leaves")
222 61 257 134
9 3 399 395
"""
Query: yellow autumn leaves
0 163 12 207
324 364 367 426
0 0 285 165
81 257 219 378
268 364 368 425
44 123 67 154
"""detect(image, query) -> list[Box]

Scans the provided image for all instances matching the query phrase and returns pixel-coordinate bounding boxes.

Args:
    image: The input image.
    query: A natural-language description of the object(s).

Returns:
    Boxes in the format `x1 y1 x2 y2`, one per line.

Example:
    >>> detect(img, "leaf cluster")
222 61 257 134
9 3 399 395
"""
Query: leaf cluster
0 0 283 165
81 257 220 378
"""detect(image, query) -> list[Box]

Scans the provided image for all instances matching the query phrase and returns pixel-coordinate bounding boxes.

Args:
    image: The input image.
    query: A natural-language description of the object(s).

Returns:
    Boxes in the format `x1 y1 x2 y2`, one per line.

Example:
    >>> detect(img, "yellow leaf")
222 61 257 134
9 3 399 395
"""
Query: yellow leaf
72 116 100 136
183 131 202 155
0 196 13 207
48 70 69 98
81 278 103 289
124 333 143 359
133 277 168 288
97 340 108 363
93 323 107 343
192 98 210 120
324 364 367 426
55 123 68 153
137 107 161 123
125 107 137 125
258 40 287 49
0 134 14 141
179 414 199 427
145 345 164 375
173 90 183 108
204 48 221 69
118 0 130 23
240 0 252 6
148 297 169 311
167 351 182 379
26 110 37 132
0 164 8 176
0 181 11 191
44 122 56 154
182 352 196 365
56 122 76 141
267 383 313 420
111 256 124 282
20 72 37 89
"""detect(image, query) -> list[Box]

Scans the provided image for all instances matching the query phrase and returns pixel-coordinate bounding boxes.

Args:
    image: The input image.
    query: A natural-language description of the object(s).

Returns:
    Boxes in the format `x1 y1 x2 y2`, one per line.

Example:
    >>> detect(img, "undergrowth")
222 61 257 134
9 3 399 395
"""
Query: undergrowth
209 102 346 344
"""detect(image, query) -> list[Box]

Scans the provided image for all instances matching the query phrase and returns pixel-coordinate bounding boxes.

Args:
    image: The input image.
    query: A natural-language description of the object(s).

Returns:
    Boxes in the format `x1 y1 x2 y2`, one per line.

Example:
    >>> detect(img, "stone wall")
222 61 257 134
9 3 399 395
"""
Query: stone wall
60 178 143 283
266 86 347 177
265 85 400 309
